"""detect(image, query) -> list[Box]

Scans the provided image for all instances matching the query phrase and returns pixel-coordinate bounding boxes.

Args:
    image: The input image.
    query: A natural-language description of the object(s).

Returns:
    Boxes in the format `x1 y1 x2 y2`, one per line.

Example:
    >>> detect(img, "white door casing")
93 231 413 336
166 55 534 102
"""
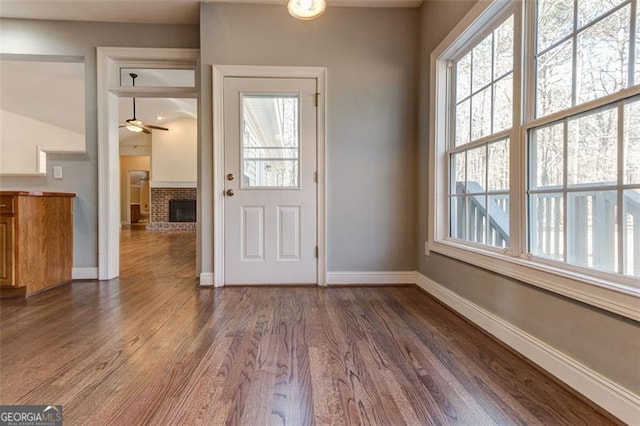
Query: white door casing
212 65 327 287
97 47 199 280
223 77 317 284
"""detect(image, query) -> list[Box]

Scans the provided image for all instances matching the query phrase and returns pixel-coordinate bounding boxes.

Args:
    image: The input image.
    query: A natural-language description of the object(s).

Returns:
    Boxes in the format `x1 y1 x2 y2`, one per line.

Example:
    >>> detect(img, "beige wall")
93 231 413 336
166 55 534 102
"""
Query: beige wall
151 118 197 184
119 156 150 224
417 0 640 394
0 60 85 174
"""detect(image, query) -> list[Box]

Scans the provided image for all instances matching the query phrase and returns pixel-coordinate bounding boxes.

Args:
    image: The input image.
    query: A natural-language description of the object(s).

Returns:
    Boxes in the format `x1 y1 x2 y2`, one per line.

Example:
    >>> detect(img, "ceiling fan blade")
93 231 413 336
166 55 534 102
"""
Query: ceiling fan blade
145 124 169 131
141 127 151 135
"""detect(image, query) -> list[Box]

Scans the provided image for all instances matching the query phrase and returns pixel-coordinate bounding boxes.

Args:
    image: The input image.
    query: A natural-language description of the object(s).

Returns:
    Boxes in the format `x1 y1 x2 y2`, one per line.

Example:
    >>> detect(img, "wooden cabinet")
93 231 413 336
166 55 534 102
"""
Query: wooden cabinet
131 204 141 224
0 191 75 296
0 216 14 285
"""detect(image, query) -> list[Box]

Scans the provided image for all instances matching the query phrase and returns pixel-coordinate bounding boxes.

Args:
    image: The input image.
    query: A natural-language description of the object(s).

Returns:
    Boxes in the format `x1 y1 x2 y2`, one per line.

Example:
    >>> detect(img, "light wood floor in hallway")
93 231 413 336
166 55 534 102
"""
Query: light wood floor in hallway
0 228 619 425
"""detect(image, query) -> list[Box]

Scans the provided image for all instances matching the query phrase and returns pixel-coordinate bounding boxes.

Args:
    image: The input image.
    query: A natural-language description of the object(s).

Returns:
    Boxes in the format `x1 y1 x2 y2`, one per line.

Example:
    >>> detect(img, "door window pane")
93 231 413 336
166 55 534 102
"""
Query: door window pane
242 95 299 188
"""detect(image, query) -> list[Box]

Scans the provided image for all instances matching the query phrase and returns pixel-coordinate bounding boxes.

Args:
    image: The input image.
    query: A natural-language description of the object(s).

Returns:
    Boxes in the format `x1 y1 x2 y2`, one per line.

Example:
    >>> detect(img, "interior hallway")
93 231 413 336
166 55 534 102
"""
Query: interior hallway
0 230 618 424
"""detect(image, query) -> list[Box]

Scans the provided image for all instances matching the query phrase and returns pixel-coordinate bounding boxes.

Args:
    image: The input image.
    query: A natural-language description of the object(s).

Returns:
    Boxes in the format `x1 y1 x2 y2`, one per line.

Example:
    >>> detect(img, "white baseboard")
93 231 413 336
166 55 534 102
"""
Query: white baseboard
326 271 415 285
199 272 215 287
72 267 98 280
414 272 640 424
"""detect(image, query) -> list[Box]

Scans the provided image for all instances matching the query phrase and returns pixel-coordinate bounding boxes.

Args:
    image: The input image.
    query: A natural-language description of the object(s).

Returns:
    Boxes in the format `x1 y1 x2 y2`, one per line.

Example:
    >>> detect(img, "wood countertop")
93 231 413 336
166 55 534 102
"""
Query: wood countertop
0 191 76 197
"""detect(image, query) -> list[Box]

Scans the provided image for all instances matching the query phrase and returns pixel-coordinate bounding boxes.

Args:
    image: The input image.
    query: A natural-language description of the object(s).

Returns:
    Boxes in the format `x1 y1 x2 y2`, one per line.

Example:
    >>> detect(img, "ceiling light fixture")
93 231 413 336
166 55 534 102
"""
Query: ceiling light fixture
288 0 326 20
120 73 169 134
126 120 144 133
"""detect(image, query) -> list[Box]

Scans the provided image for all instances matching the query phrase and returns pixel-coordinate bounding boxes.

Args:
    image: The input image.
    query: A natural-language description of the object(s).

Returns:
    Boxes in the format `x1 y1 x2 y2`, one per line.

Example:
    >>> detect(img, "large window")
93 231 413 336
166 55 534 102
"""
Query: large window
430 0 640 318
450 16 513 248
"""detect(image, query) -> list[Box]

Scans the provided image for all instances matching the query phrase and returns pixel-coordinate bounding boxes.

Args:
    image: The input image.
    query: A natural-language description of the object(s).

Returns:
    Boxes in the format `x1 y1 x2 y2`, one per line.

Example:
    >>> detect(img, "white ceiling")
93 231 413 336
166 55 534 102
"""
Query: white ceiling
119 97 197 125
0 0 423 25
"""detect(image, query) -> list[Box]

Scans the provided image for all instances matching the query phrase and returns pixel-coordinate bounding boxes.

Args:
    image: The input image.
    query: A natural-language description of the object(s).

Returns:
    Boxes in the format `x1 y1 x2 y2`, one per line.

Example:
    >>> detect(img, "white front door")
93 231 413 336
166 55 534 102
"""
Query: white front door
223 77 318 284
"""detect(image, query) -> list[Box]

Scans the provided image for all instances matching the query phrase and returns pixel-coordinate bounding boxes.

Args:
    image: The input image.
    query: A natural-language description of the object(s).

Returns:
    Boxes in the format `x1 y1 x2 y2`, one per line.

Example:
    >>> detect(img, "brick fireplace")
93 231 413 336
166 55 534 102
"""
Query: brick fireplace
147 187 197 230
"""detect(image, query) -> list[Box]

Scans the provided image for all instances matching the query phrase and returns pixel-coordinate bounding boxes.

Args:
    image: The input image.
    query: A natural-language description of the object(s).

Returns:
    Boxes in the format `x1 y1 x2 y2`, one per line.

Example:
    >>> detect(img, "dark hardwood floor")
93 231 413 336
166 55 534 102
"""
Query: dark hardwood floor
0 228 618 424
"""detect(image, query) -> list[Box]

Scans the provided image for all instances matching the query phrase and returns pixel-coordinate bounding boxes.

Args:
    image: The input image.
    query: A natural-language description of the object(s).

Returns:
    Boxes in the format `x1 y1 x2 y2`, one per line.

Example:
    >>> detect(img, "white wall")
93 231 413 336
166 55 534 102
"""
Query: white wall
0 109 84 174
151 117 196 184
0 59 86 174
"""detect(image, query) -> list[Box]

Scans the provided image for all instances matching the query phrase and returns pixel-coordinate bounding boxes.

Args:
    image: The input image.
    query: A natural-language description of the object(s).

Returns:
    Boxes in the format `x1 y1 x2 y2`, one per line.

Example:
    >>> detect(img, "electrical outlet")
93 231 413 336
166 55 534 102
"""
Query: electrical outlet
53 166 63 180
424 241 430 256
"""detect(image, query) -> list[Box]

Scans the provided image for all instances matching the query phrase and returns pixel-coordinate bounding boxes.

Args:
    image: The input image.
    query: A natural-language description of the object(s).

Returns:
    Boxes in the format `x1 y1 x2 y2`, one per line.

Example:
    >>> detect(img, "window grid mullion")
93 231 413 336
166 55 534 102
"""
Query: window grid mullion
491 31 496 136
485 144 490 245
457 70 514 106
464 150 468 240
562 119 569 263
571 0 578 109
513 0 527 258
468 47 475 151
529 184 636 194
448 130 511 154
617 101 625 275
630 0 637 86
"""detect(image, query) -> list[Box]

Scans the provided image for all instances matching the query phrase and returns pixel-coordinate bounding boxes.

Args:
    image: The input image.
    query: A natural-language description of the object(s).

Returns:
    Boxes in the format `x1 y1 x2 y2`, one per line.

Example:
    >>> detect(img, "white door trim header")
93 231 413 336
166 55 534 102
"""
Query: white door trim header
212 65 328 287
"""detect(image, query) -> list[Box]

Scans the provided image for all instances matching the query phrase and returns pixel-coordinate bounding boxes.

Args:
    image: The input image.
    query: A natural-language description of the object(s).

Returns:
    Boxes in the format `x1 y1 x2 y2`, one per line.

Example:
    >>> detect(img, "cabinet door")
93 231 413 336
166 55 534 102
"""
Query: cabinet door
0 216 14 286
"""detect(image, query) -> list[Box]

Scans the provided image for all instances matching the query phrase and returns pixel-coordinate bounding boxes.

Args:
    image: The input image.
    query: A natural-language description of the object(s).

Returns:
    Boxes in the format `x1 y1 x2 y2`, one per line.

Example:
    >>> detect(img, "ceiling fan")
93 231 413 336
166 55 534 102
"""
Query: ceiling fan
120 73 169 134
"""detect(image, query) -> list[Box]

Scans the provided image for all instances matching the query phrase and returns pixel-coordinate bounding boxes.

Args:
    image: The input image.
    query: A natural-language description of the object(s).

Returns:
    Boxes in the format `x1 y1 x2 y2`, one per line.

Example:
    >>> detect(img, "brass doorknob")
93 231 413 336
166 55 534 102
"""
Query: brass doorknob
226 189 235 196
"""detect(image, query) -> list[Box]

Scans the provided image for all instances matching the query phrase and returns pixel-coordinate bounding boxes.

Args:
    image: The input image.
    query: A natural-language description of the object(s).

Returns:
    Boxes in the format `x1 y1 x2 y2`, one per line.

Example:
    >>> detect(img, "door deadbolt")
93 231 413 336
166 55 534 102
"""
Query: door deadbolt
226 173 234 181
226 189 235 196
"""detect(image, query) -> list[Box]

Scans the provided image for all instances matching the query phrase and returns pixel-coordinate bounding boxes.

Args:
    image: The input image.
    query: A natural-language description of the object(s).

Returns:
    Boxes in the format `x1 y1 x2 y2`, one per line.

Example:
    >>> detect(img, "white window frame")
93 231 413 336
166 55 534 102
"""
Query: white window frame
428 0 640 321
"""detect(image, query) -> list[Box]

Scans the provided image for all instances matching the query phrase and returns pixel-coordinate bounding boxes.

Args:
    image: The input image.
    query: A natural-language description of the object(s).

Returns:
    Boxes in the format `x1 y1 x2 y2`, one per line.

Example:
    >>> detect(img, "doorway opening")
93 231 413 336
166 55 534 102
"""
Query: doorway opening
98 47 199 281
117 94 198 279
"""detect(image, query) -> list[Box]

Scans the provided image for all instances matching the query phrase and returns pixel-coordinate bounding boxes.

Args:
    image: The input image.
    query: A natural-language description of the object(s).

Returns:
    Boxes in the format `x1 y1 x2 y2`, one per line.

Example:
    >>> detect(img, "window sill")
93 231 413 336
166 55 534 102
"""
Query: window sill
428 239 640 321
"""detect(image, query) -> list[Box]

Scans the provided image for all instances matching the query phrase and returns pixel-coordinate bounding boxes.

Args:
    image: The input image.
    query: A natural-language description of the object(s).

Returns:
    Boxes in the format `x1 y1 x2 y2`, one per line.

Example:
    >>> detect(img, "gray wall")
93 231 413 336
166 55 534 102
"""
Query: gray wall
0 19 199 268
417 1 640 393
199 3 419 273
